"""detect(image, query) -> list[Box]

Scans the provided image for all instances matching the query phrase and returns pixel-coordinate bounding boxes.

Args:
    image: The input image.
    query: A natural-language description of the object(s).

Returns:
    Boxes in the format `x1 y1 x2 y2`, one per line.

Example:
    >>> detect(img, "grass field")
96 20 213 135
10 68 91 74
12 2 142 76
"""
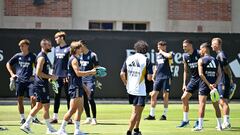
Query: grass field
0 103 240 135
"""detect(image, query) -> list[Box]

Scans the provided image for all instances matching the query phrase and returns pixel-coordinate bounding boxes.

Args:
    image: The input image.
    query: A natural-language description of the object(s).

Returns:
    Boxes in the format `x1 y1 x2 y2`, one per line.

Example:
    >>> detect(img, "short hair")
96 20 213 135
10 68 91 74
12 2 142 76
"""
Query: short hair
212 37 222 45
200 42 211 50
134 40 149 54
18 39 30 46
70 41 83 55
158 41 167 46
55 31 66 40
79 40 87 47
40 39 51 46
183 39 193 45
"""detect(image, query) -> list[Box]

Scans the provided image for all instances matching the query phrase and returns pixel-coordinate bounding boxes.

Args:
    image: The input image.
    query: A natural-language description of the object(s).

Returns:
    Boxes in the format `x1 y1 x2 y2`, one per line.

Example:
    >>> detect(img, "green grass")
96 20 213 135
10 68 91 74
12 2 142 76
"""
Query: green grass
0 103 240 135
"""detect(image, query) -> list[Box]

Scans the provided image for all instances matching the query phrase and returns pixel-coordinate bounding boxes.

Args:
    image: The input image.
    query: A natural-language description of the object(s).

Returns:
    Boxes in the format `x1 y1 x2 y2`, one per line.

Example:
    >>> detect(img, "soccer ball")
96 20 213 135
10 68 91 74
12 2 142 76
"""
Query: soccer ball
210 88 220 102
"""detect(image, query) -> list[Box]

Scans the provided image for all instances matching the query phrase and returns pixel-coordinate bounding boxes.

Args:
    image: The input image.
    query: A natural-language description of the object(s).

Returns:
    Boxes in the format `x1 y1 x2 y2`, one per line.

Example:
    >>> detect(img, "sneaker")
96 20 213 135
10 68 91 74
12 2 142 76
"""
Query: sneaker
50 119 58 124
0 127 8 131
57 129 68 135
20 124 32 134
32 118 43 124
222 122 231 129
229 83 236 100
20 119 26 125
192 127 203 132
46 128 57 134
133 131 142 135
216 126 223 131
144 115 156 120
193 120 199 128
91 118 97 125
83 118 91 124
67 119 73 124
160 115 166 120
176 121 189 128
126 130 131 135
74 130 85 135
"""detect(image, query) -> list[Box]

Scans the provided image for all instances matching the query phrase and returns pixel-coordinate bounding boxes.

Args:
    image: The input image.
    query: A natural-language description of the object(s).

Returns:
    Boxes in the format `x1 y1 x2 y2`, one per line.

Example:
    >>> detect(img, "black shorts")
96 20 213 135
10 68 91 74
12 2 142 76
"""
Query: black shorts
69 86 84 99
34 85 50 104
128 94 146 107
15 81 34 97
199 84 211 96
83 81 96 91
186 78 200 94
153 78 170 92
218 82 230 99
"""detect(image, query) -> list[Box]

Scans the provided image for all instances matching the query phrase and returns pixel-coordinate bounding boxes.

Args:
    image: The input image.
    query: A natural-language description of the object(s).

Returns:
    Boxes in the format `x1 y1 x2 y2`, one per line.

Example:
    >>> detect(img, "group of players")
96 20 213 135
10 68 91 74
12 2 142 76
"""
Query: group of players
120 38 235 135
6 31 100 135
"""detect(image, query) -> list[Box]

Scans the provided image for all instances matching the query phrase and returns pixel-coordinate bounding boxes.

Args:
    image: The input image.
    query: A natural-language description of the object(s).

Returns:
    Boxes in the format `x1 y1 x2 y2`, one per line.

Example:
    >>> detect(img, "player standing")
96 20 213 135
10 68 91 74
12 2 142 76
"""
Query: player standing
6 39 41 125
177 39 201 127
211 37 234 129
144 41 173 120
120 40 153 135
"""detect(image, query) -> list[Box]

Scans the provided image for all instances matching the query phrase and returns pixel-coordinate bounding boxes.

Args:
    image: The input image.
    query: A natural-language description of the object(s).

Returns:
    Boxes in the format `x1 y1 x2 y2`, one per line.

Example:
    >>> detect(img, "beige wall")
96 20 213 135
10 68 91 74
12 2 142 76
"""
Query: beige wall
0 0 3 27
232 0 240 33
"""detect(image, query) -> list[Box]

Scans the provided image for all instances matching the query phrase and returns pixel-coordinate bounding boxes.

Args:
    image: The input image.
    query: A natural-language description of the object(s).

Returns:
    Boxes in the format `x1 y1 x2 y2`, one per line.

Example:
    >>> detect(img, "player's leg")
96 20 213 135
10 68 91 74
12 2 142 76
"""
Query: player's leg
16 82 25 124
212 101 222 130
160 78 171 120
42 103 57 133
88 85 97 125
133 96 145 135
74 97 84 134
51 79 62 123
127 105 138 135
193 95 207 131
83 90 91 124
63 79 73 124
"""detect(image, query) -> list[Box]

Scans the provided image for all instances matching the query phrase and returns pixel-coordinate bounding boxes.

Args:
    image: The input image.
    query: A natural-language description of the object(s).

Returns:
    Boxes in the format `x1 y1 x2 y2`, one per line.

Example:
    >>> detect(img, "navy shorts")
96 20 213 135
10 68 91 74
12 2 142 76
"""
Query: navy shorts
218 82 230 99
15 81 35 97
153 78 170 92
199 82 211 96
69 86 84 99
128 94 146 107
34 85 50 104
83 81 95 91
186 78 200 94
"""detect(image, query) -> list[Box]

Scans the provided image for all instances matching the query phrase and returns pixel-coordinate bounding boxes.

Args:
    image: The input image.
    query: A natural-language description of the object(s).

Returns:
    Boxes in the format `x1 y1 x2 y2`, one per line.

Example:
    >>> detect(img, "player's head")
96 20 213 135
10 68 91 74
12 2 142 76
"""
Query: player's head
182 39 193 53
55 31 66 44
211 37 222 52
70 41 83 55
199 42 211 56
40 39 52 53
18 39 30 53
134 40 149 54
78 40 88 51
157 41 167 51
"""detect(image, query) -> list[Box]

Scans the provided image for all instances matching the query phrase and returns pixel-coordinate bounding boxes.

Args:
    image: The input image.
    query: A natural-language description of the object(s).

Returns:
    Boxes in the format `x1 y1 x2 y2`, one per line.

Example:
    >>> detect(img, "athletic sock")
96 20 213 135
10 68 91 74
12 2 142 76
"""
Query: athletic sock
216 118 222 128
53 113 58 120
60 120 67 130
163 108 168 116
198 118 203 129
150 107 155 116
20 114 25 120
75 121 80 130
45 119 54 129
183 112 189 122
223 115 230 123
25 115 33 126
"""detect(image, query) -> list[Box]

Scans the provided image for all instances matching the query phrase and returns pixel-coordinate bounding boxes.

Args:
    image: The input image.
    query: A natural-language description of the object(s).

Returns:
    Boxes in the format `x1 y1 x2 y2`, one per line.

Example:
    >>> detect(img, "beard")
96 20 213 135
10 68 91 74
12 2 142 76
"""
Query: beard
46 48 52 52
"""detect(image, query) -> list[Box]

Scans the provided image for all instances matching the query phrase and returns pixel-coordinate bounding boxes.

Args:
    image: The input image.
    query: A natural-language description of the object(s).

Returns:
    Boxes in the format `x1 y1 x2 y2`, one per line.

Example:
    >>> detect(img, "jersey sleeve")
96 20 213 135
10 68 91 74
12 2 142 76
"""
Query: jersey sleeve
91 52 99 66
8 53 19 66
121 61 127 73
146 58 153 75
218 53 228 66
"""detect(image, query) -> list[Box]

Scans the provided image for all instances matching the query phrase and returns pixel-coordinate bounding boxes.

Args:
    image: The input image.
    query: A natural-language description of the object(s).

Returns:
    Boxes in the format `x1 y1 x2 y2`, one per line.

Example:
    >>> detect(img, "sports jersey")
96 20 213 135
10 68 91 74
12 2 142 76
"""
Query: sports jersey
121 53 153 96
216 51 230 83
8 52 36 82
155 53 172 80
68 55 82 90
53 45 70 77
79 50 99 82
183 49 200 79
34 52 52 87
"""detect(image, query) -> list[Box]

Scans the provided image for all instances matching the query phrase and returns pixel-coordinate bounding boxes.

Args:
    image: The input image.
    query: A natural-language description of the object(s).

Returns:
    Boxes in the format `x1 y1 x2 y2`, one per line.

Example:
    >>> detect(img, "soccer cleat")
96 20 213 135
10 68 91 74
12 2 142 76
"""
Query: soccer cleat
229 83 237 100
57 129 68 135
192 127 203 132
0 127 8 131
83 118 91 124
193 120 199 128
46 128 57 134
144 115 156 120
222 122 231 129
20 124 32 134
67 119 73 124
50 119 58 124
216 126 223 131
20 119 26 125
160 115 167 120
176 121 189 128
91 118 97 125
74 130 85 135
126 130 132 135
133 131 142 135
32 118 43 124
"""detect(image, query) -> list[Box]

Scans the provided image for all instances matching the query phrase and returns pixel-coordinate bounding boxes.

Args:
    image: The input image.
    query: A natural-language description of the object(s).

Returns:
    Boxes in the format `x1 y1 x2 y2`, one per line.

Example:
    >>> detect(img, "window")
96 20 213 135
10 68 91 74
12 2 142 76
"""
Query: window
89 22 114 30
33 0 45 6
122 23 147 31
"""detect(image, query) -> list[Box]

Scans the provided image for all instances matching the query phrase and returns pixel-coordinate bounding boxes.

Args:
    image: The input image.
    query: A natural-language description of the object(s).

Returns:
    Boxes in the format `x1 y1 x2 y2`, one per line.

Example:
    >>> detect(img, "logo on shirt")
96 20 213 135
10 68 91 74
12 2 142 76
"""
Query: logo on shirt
207 60 216 68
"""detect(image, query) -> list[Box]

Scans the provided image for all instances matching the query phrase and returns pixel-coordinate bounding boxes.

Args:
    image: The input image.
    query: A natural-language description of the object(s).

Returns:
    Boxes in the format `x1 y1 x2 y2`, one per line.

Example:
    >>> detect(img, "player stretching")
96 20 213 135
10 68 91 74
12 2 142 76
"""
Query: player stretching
145 41 173 120
120 40 153 135
20 39 58 134
177 39 200 127
193 43 222 131
57 41 96 135
6 39 41 125
211 37 234 129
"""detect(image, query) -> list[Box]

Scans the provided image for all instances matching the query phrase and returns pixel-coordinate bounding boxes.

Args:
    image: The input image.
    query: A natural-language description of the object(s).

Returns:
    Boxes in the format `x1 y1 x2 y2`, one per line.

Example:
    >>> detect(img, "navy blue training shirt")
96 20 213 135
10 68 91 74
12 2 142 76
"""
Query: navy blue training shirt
68 55 82 90
155 53 172 80
216 51 230 83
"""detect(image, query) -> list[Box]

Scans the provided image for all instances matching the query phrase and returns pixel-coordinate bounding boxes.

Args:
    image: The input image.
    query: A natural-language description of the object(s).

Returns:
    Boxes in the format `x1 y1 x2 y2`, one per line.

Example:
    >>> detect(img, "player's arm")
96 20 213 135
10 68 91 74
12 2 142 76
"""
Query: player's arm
71 58 96 77
152 65 157 81
36 57 57 80
6 55 18 78
92 52 100 68
215 64 222 86
198 59 212 90
223 65 233 84
159 50 173 58
120 61 127 86
182 60 188 91
146 59 153 81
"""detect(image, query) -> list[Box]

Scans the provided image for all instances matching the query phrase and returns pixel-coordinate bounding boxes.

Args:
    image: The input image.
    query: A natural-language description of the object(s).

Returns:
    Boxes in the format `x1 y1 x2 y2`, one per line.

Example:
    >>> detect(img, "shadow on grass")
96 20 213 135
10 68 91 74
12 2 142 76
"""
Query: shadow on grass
97 122 128 125
68 133 100 135
225 127 240 132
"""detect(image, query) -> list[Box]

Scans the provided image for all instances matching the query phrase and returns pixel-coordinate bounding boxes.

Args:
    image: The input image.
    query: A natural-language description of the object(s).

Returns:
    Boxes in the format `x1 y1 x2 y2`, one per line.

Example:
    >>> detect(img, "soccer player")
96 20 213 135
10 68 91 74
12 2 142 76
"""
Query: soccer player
78 40 100 125
57 41 96 135
193 42 222 131
6 39 41 125
211 37 234 129
50 31 72 124
20 39 58 134
120 40 153 135
145 41 173 120
177 39 201 127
